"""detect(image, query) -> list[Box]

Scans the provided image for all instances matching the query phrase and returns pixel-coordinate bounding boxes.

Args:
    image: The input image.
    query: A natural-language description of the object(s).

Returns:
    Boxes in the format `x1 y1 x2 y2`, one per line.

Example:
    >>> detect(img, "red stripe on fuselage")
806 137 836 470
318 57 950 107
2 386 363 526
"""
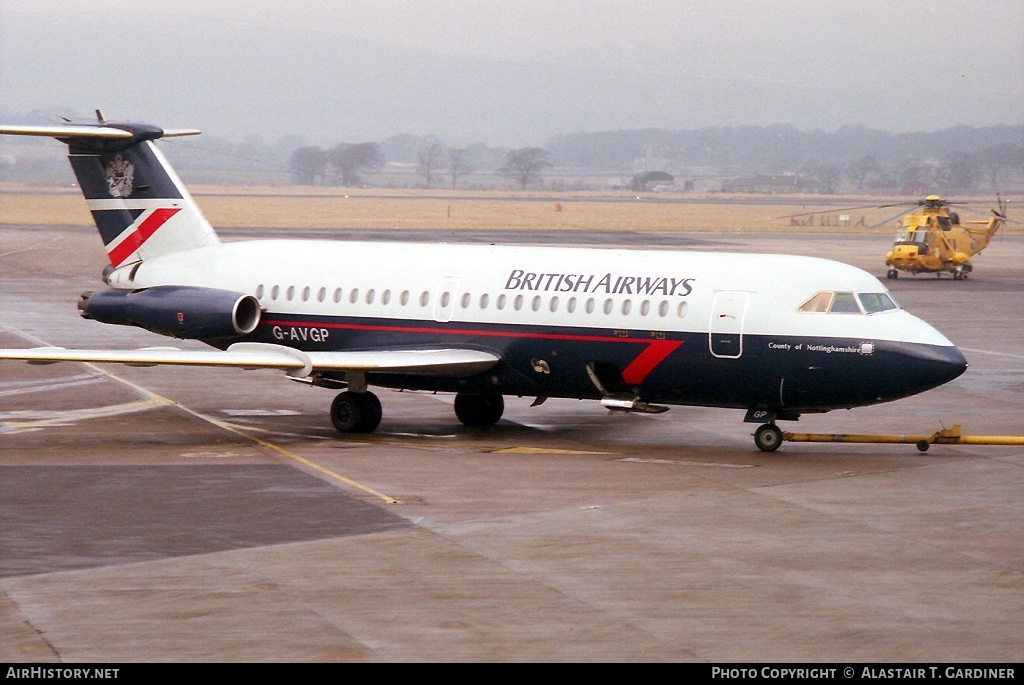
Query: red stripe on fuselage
621 339 684 384
261 318 684 382
107 207 182 267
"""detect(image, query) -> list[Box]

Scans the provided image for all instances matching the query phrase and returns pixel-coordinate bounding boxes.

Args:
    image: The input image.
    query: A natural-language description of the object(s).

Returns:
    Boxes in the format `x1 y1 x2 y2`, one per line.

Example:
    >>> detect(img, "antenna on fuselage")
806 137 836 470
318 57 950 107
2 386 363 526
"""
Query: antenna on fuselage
95 109 106 123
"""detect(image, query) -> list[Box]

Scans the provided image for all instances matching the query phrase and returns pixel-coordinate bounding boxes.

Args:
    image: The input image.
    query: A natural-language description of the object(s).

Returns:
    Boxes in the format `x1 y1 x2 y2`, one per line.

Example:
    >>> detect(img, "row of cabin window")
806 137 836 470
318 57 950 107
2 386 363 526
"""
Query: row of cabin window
255 284 690 318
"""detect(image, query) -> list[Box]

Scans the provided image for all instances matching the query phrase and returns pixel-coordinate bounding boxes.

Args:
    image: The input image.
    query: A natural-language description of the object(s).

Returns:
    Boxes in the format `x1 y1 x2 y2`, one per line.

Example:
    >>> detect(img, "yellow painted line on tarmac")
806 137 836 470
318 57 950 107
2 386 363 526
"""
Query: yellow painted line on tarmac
1 325 401 505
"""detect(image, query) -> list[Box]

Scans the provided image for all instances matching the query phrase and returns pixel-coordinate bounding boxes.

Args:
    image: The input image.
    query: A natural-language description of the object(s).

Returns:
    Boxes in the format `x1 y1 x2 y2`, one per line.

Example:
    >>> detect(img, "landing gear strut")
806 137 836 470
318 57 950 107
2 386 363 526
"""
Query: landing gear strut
330 390 382 433
454 392 504 427
754 423 783 452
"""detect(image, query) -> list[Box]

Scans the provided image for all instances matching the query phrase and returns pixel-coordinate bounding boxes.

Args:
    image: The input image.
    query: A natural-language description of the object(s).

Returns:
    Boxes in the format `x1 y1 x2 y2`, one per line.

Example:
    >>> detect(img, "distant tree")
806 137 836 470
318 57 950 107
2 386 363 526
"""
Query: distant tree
817 163 844 193
499 147 551 190
976 144 1023 191
417 143 445 188
447 148 474 189
848 156 881 189
942 151 978 190
329 142 384 186
289 146 327 185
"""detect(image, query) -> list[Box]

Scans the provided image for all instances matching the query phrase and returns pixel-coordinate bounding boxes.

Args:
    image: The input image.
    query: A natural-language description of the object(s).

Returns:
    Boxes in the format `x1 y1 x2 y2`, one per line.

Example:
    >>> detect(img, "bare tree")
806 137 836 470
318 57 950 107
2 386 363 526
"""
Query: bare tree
499 147 551 190
289 146 327 185
417 143 445 188
329 142 384 186
848 156 881 189
447 148 473 189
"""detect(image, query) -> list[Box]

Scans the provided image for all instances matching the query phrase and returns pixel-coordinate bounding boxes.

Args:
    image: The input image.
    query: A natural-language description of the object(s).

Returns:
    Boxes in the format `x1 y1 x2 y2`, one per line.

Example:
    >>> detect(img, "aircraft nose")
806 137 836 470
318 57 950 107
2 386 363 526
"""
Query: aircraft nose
898 342 968 393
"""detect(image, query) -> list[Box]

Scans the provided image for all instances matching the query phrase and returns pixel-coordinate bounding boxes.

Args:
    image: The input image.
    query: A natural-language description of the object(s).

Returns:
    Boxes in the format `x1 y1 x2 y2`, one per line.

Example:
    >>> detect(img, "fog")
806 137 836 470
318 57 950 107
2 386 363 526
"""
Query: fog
1 1 1021 146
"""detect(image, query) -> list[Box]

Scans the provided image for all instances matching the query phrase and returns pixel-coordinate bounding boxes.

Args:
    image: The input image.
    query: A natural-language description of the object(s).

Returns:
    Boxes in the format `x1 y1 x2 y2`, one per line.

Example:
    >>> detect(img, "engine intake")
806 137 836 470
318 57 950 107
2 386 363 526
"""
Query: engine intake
79 286 262 340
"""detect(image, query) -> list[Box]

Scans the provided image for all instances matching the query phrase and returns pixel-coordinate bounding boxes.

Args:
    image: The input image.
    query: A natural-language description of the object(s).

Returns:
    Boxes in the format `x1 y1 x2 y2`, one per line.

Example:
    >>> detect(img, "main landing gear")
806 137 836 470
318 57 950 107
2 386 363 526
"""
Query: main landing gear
330 390 382 433
454 392 504 427
328 390 505 434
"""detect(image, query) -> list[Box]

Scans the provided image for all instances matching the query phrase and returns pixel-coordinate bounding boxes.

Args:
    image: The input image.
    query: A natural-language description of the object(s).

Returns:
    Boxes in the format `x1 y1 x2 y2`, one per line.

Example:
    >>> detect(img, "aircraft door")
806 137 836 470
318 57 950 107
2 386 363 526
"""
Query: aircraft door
709 291 748 358
433 277 459 322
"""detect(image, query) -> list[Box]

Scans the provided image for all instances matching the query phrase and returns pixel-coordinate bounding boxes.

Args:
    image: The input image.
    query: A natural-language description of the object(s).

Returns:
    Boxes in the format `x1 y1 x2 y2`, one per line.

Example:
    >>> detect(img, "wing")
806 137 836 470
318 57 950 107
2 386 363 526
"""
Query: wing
0 342 500 378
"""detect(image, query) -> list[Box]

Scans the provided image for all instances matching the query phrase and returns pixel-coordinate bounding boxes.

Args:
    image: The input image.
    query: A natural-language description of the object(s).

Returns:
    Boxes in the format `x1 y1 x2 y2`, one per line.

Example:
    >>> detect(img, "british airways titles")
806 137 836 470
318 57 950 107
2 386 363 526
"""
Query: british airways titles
505 270 695 297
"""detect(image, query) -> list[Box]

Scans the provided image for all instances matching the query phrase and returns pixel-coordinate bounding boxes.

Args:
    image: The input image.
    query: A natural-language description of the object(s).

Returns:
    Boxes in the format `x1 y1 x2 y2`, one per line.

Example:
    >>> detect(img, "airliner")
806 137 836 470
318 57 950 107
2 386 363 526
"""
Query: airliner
0 115 968 451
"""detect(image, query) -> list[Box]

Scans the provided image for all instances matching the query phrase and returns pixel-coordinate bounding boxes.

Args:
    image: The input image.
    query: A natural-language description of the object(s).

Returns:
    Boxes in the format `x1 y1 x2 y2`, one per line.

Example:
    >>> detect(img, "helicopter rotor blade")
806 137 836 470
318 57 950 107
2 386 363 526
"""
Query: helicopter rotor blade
868 206 918 230
773 202 916 220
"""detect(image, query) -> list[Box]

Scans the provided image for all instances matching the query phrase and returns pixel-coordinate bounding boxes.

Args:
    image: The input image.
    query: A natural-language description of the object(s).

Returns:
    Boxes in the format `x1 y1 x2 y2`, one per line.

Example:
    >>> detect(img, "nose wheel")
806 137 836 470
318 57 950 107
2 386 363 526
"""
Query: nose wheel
754 423 783 452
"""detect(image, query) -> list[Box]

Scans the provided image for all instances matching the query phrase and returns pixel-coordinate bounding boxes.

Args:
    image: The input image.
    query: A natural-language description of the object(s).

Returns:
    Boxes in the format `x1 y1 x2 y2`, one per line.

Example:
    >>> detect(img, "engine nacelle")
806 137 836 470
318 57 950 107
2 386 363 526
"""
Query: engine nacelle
78 286 262 340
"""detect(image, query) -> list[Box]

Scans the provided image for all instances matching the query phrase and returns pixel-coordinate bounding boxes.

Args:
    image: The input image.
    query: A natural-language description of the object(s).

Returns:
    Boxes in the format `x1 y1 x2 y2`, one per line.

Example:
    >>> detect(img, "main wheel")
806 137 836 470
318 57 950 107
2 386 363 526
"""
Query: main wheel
754 423 783 452
330 391 382 434
454 392 504 427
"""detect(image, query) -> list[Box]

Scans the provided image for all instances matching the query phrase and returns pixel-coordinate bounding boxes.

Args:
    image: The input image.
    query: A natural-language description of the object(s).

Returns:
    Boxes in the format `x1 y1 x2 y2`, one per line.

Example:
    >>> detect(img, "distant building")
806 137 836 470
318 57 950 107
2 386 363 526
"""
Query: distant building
630 170 675 191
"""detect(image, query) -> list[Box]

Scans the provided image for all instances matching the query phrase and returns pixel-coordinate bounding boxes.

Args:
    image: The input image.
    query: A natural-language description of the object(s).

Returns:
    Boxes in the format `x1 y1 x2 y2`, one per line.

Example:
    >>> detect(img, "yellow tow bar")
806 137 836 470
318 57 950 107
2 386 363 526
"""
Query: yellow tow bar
783 424 1024 452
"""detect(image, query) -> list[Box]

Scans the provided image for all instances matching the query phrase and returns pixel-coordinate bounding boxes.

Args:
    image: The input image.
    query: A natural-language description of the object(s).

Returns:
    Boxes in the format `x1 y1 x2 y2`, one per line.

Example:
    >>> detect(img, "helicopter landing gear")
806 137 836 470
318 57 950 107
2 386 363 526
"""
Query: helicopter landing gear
953 265 971 281
754 423 783 452
886 268 899 280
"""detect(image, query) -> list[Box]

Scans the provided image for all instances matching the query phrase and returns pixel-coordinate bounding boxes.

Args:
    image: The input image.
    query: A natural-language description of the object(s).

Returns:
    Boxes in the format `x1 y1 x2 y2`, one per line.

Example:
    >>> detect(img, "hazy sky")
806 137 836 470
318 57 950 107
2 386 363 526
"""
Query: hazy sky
1 0 1022 143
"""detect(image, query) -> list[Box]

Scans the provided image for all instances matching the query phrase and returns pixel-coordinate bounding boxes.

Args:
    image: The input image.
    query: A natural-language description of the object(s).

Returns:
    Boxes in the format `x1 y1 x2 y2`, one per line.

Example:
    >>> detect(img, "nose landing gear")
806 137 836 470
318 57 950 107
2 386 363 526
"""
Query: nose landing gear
754 423 783 452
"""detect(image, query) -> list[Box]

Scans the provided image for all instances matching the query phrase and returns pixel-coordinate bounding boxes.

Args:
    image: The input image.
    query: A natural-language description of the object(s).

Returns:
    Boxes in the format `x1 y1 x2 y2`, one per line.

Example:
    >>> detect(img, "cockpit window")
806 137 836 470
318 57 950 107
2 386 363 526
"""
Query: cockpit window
858 292 898 313
830 292 860 313
800 291 899 315
798 291 833 313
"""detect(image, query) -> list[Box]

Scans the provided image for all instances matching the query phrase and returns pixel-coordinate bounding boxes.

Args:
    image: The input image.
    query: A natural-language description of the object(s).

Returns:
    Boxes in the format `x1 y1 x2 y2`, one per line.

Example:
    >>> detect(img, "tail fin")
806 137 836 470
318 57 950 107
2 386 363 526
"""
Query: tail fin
0 116 219 268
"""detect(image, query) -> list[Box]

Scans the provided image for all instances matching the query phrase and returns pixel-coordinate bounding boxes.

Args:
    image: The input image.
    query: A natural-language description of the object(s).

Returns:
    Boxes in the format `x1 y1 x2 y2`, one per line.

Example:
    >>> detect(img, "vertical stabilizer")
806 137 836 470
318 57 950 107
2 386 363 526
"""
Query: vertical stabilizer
0 120 219 267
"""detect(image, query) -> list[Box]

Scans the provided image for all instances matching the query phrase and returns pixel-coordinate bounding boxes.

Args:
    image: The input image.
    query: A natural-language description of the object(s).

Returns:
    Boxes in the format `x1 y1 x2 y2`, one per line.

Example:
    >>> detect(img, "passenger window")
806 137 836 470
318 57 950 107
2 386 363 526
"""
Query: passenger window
349 289 359 304
567 297 577 314
514 295 524 311
531 295 541 312
496 294 506 310
400 290 410 306
302 286 311 301
334 288 343 303
677 301 688 318
640 300 650 316
317 287 326 303
549 296 558 313
381 289 391 305
586 298 595 314
659 301 668 317
621 300 632 315
420 291 430 307
286 286 295 301
255 284 265 299
366 289 375 304
603 299 613 315
479 293 489 309
461 293 471 309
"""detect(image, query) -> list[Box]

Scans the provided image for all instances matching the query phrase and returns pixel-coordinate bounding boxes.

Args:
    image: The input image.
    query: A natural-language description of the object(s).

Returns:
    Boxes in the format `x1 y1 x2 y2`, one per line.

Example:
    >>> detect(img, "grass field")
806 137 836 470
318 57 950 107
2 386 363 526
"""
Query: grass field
1 183 1018 235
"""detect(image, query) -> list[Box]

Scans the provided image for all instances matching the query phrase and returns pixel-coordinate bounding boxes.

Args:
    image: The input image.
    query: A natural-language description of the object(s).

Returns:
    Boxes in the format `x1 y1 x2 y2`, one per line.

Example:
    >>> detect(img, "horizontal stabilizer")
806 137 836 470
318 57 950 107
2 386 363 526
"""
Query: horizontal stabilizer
0 343 500 379
0 125 200 140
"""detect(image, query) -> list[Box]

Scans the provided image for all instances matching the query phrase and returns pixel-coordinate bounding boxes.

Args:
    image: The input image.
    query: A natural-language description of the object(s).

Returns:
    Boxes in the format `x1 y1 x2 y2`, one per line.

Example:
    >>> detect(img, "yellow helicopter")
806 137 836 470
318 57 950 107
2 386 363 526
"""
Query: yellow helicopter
779 195 1009 281
883 195 1006 280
